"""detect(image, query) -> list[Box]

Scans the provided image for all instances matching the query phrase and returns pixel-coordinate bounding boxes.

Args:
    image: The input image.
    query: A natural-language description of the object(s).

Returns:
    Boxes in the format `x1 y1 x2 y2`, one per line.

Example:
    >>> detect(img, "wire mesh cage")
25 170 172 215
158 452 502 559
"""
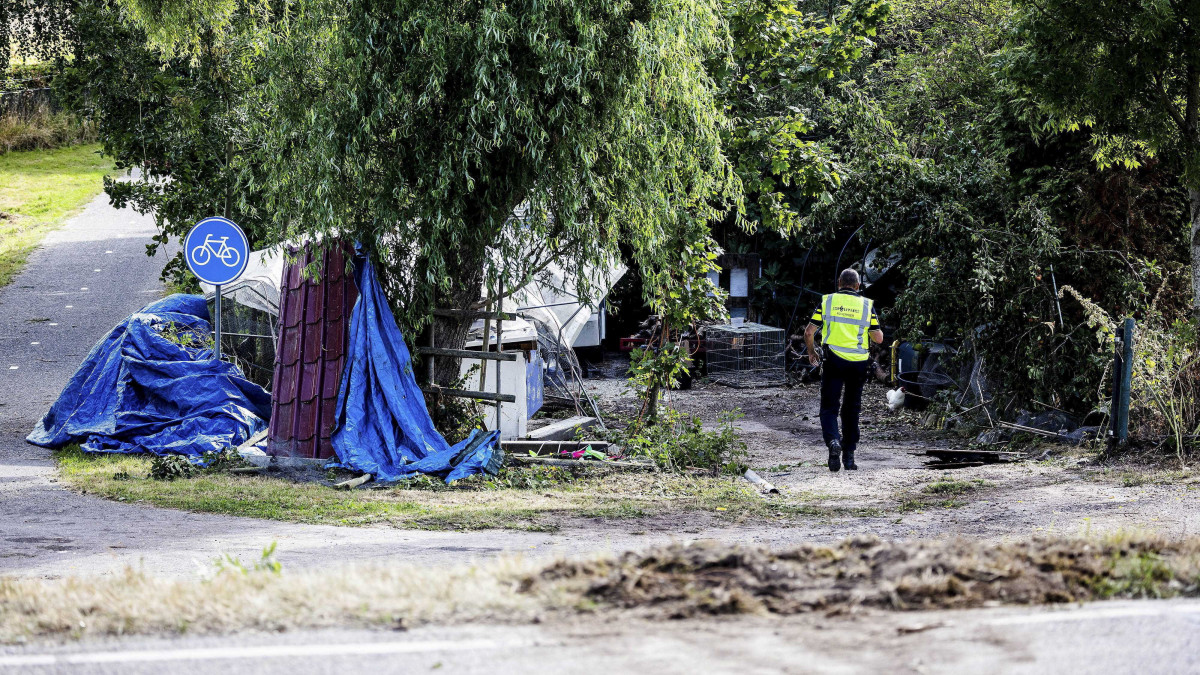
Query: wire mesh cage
705 322 786 388
209 294 278 392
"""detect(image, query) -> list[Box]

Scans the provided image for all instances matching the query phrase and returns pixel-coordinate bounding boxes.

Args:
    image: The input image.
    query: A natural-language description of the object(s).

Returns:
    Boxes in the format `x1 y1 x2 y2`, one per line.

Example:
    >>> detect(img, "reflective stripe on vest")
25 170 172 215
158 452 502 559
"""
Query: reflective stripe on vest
821 293 872 362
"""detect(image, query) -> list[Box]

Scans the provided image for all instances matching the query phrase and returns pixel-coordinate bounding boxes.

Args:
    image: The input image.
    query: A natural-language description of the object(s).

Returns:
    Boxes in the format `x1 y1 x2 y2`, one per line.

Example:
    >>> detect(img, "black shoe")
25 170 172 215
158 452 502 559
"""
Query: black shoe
843 448 858 470
828 440 842 472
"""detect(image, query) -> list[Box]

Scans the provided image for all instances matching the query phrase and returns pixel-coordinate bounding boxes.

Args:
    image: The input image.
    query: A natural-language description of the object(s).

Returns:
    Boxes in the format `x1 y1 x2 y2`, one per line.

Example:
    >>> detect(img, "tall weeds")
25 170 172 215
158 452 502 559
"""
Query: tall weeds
1063 284 1200 463
0 108 95 153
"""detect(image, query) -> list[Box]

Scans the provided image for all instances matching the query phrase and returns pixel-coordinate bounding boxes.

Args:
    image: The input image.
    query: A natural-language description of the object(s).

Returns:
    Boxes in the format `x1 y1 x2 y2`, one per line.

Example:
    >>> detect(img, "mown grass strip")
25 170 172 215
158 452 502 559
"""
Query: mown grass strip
0 144 113 287
54 448 803 532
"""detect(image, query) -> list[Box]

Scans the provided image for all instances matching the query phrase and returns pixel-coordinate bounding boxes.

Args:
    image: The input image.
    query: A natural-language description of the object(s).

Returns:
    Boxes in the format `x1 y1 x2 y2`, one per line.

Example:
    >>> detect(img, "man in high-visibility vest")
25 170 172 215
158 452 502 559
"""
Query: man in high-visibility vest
804 269 884 472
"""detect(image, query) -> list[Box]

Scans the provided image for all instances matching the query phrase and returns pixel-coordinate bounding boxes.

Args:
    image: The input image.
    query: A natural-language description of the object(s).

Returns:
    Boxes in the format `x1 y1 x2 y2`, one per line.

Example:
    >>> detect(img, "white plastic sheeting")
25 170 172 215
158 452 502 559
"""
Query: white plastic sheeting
199 246 287 316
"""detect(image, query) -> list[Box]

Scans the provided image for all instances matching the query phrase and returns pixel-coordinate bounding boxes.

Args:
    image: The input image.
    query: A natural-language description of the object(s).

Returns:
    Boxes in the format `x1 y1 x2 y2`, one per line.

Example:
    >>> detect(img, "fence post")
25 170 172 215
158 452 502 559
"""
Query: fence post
1111 318 1135 445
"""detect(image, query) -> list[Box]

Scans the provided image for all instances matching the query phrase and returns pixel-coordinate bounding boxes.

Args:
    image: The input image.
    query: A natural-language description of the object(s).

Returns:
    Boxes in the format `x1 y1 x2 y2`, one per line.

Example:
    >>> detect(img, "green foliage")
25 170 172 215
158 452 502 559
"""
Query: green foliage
0 111 95 154
1063 285 1200 461
149 447 247 480
796 0 1190 413
483 465 580 491
0 0 75 75
157 320 213 350
613 409 748 475
718 0 890 234
248 0 736 346
426 367 485 440
214 541 283 576
56 0 273 285
1003 0 1200 314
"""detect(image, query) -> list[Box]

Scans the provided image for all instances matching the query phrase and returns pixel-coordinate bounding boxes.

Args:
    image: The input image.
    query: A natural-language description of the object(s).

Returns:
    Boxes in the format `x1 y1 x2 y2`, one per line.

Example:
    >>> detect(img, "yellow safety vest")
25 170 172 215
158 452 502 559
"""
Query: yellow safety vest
821 292 873 362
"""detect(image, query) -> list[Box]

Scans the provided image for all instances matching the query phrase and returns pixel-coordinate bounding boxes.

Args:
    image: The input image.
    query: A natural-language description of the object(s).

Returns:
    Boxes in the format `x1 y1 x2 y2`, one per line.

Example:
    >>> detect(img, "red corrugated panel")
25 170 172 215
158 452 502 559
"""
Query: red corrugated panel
268 241 359 460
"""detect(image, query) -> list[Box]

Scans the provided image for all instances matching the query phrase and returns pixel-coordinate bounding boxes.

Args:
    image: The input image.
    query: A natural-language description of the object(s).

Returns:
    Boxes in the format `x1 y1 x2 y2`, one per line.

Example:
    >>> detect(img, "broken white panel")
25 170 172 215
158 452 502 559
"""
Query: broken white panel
458 350 541 439
198 245 287 316
729 268 749 298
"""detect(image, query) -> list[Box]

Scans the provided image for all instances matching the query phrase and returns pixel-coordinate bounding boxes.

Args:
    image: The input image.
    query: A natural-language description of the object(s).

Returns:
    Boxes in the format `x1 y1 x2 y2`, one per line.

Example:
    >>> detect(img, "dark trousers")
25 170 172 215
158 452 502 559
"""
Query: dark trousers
820 354 868 452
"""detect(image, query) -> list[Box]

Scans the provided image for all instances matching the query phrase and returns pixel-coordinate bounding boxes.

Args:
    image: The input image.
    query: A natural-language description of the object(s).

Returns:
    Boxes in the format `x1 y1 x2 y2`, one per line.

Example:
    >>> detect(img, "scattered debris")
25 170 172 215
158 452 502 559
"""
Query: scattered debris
509 455 654 470
910 448 1023 469
526 416 598 442
528 536 1200 618
334 473 373 490
742 469 780 494
896 621 946 635
502 440 613 456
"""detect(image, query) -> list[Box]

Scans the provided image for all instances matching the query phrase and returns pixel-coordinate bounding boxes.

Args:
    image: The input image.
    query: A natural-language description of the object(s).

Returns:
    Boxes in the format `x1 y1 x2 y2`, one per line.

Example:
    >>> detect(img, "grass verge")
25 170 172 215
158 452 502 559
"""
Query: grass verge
0 144 113 287
55 447 849 532
3 535 1199 643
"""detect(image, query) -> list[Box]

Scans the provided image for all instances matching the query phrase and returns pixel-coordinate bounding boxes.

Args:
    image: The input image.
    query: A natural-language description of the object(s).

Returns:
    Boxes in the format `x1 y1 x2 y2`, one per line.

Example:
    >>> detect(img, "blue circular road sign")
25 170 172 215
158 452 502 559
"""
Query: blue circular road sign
183 217 249 286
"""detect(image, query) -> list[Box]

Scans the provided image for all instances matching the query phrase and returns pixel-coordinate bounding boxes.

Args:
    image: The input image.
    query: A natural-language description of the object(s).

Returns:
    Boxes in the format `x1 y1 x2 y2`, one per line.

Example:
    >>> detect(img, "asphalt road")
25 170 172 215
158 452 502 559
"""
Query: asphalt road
1 599 1198 674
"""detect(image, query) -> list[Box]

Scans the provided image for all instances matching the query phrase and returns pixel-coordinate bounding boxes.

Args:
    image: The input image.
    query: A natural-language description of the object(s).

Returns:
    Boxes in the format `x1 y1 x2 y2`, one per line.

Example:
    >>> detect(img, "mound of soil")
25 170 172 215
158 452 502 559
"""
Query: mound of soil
528 537 1200 618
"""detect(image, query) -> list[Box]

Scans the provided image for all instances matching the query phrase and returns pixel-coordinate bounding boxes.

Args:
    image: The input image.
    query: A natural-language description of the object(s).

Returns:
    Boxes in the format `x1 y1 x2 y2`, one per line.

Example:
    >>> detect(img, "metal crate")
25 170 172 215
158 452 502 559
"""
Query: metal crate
705 322 786 388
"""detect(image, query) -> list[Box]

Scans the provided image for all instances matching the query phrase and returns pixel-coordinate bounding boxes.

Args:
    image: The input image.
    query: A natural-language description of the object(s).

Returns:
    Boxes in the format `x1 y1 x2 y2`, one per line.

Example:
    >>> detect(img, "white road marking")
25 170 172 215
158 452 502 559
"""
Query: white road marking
47 323 58 326
30 342 38 345
65 306 73 309
104 250 113 254
0 638 523 667
8 366 16 370
80 287 88 291
93 269 101 272
987 603 1200 627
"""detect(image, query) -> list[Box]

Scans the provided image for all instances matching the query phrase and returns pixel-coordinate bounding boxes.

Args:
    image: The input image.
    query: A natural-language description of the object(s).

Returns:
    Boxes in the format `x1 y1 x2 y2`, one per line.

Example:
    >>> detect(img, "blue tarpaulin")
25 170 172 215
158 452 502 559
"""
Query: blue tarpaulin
27 294 270 457
331 257 502 483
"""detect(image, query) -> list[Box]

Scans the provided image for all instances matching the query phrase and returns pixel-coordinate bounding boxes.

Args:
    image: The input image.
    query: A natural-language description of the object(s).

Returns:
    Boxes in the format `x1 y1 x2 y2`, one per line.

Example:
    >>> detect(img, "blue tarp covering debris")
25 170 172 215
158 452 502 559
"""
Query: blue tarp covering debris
27 294 270 457
331 257 502 483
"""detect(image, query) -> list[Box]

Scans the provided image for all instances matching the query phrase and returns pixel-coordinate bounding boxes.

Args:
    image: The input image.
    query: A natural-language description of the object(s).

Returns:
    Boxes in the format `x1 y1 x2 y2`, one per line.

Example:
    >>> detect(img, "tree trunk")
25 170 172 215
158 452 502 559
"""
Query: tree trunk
427 252 487 388
1192 188 1200 322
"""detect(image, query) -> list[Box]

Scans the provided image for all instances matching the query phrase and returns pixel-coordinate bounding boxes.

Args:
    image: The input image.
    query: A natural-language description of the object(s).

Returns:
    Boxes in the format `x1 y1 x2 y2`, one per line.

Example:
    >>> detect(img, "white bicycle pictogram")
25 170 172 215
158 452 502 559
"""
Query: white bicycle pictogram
190 234 242 269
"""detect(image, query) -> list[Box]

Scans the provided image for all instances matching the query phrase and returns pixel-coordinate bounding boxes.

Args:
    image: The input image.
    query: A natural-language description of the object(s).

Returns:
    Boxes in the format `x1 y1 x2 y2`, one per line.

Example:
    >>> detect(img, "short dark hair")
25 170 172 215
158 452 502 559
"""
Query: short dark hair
838 268 860 289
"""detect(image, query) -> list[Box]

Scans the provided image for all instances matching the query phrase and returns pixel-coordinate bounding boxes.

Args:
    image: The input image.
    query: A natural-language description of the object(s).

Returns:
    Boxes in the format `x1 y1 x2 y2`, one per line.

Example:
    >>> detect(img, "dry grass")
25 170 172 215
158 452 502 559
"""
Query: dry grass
3 535 1199 643
0 111 95 154
0 556 549 642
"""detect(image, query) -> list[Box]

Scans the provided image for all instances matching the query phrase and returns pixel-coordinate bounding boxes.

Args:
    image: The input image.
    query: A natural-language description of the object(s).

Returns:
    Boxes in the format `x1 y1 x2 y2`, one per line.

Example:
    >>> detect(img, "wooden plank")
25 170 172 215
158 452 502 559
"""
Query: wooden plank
432 308 516 321
236 428 269 453
502 440 611 454
924 461 986 470
526 416 598 441
924 448 1021 459
509 455 655 470
421 385 516 403
415 346 517 362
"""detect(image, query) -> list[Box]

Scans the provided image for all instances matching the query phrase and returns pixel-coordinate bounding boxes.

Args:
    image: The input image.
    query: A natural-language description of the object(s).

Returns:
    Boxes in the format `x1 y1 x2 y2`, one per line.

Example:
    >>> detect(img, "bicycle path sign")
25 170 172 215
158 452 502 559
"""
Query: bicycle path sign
184 217 249 286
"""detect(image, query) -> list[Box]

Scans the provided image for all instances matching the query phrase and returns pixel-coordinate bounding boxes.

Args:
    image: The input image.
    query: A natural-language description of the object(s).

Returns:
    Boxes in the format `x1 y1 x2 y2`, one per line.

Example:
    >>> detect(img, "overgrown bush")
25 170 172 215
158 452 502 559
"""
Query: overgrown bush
0 110 95 153
424 365 485 440
611 409 748 475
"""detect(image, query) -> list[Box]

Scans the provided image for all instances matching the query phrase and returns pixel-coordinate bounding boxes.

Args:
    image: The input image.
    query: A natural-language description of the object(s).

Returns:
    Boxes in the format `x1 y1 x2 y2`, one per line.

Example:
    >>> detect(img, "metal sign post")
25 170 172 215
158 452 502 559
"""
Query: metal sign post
182 217 249 361
214 284 222 360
